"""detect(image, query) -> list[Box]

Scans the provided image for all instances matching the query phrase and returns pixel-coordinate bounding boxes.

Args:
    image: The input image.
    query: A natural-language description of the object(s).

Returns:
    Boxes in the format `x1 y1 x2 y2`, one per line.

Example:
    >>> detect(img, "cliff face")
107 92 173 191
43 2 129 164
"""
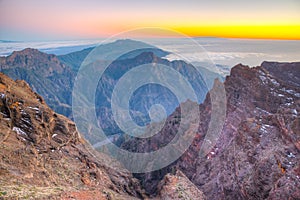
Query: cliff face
0 73 145 199
122 62 300 199
191 62 300 199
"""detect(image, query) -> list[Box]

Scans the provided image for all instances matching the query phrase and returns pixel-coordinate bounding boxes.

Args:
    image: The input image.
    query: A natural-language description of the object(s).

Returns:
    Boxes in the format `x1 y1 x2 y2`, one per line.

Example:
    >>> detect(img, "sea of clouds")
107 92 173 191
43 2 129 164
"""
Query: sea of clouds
1 38 299 69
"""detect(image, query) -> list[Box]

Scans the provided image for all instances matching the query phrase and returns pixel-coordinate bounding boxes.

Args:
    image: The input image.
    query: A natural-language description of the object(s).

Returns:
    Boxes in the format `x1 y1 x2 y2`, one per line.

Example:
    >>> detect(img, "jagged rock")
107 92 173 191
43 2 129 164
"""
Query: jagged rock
122 62 300 200
0 72 146 199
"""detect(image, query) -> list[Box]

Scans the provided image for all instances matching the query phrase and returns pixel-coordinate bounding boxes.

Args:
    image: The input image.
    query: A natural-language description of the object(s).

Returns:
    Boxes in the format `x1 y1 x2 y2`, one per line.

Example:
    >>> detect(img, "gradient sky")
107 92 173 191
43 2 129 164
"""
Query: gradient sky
0 0 300 40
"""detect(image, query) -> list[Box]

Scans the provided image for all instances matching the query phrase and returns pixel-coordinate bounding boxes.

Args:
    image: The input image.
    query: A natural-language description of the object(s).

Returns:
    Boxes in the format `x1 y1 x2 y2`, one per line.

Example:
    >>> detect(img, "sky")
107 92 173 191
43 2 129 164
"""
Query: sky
0 0 300 40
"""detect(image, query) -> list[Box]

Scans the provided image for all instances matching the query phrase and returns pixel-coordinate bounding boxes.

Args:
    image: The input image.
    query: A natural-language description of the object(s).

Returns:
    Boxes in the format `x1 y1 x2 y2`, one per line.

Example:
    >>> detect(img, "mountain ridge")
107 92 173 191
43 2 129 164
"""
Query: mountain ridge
0 41 214 141
121 61 300 199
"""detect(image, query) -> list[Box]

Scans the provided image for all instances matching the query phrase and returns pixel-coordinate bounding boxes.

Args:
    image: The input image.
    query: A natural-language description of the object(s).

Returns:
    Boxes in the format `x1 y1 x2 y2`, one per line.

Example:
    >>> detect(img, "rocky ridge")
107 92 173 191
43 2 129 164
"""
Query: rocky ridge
0 48 75 117
122 62 300 199
0 72 145 199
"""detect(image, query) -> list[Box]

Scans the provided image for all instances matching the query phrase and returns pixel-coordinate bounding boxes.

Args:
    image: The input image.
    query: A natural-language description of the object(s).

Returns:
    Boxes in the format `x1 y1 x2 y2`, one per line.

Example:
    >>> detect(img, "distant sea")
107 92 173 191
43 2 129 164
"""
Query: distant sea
1 38 299 68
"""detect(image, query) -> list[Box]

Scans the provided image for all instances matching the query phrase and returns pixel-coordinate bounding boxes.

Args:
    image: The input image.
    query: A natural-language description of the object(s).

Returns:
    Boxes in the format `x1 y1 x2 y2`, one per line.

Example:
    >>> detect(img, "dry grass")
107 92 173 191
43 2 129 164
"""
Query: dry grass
0 184 68 199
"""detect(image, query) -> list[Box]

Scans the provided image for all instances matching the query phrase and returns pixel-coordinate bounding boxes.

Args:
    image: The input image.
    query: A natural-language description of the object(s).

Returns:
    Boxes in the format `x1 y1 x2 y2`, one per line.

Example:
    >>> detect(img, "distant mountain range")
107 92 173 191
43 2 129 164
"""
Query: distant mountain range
0 39 222 143
0 40 19 43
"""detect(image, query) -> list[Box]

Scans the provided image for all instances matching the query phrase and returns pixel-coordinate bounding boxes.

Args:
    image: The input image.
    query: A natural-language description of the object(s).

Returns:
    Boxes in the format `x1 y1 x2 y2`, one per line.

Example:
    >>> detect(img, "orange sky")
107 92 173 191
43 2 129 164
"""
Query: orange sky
0 0 299 40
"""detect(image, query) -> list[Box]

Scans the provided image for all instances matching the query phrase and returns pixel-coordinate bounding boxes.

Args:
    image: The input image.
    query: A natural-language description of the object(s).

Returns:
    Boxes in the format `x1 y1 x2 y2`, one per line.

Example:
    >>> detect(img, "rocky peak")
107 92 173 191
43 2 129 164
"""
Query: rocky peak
122 62 300 199
1 48 65 76
135 51 159 63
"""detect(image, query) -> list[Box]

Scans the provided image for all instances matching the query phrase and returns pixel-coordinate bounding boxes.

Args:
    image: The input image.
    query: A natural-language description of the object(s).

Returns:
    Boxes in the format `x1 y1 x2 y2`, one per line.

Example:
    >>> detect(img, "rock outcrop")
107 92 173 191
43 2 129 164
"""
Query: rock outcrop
122 62 300 199
155 170 206 200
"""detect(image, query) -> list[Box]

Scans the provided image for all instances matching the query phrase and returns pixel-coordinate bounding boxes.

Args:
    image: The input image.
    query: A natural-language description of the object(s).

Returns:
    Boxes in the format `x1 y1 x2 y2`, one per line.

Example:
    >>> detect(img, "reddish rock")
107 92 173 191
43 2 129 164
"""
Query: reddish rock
155 170 206 200
122 62 300 199
0 72 145 199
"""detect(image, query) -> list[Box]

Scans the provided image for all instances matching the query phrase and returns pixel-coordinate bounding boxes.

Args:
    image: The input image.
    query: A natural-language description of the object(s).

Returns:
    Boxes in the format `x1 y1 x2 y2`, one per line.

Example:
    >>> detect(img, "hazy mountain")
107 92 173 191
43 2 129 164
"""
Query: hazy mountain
58 39 169 70
0 40 217 142
0 48 75 117
94 51 209 136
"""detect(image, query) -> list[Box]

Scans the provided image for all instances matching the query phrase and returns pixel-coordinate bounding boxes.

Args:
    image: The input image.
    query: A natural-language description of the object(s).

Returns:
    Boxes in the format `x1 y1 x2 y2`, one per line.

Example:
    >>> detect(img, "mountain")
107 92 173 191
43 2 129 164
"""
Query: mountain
261 61 300 88
57 47 94 70
121 62 300 199
93 51 209 137
0 40 216 142
57 39 169 70
0 72 206 199
0 48 75 118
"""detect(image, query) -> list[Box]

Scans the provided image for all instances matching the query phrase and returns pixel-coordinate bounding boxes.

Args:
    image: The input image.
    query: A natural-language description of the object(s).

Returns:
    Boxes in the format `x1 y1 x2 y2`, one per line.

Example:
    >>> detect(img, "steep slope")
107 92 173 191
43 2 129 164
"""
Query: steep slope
0 73 145 199
122 62 300 199
57 47 94 70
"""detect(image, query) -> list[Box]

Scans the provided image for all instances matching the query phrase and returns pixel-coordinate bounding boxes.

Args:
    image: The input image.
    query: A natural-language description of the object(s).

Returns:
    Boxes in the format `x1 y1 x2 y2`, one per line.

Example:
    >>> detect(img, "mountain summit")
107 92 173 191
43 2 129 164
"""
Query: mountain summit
0 48 75 118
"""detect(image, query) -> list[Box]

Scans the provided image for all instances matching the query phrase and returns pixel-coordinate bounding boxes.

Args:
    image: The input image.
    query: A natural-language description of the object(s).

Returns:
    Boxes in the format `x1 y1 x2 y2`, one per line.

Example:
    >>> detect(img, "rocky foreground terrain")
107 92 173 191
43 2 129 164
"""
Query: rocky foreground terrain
123 62 300 199
0 72 142 199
